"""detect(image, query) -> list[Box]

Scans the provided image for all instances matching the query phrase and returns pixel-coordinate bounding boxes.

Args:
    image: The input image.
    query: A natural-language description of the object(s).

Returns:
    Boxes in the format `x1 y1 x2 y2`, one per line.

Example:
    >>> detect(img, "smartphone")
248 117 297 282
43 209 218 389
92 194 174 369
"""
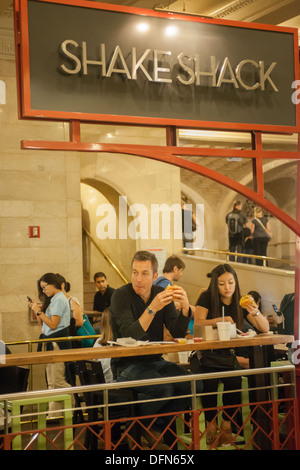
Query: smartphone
27 296 32 302
272 304 280 313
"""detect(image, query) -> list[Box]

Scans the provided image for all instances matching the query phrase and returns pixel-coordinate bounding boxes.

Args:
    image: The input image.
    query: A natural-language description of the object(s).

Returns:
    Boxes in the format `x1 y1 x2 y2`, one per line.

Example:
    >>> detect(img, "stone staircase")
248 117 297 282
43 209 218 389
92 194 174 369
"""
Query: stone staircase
83 281 96 312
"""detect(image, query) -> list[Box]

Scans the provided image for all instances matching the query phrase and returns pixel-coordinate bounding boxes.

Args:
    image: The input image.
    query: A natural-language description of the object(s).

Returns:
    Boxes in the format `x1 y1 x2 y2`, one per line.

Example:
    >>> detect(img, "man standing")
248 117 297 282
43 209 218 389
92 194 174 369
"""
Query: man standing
225 200 248 261
93 272 115 333
154 255 185 288
110 250 202 448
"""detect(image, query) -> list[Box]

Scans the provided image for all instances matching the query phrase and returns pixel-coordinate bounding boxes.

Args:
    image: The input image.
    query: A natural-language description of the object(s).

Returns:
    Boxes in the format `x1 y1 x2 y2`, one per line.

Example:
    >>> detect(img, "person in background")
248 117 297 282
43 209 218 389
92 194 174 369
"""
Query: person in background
93 308 114 383
92 272 115 333
278 292 295 361
251 207 272 266
242 226 253 264
154 255 195 336
28 273 72 418
154 255 185 288
225 201 248 262
56 274 84 347
193 264 269 446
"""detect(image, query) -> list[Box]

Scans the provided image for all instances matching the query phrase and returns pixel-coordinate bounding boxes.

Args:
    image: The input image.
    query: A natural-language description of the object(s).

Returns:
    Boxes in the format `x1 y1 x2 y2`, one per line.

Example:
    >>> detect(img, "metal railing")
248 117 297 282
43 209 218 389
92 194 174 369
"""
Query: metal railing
4 335 101 392
5 334 100 350
0 365 298 450
183 247 295 269
83 225 295 288
83 227 129 284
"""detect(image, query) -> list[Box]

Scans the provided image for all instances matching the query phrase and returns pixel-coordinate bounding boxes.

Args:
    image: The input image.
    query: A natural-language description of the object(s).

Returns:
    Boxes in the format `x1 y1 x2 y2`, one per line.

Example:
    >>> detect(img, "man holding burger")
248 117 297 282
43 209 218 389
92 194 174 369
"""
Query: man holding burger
110 250 202 448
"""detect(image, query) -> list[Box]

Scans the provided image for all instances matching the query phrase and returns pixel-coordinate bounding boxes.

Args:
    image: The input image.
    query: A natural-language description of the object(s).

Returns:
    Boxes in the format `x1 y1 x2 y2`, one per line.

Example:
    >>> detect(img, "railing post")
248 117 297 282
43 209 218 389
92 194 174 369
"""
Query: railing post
103 421 112 450
191 409 200 450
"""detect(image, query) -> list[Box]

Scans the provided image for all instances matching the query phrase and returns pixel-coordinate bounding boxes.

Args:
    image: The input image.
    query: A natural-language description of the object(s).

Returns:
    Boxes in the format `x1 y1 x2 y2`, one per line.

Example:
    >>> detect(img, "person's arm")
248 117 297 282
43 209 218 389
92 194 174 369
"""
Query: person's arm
36 312 61 330
110 289 149 340
29 299 43 326
194 305 234 327
93 292 100 312
71 299 84 327
236 356 249 368
245 304 269 333
170 286 190 316
30 299 61 330
163 295 191 339
33 296 67 331
266 221 272 238
139 286 193 334
138 288 174 331
241 212 248 228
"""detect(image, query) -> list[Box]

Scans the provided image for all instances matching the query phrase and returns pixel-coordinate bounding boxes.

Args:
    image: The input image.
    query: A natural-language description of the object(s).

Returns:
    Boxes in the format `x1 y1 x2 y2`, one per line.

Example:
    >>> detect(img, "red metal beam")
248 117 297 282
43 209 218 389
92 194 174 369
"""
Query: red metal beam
21 138 300 237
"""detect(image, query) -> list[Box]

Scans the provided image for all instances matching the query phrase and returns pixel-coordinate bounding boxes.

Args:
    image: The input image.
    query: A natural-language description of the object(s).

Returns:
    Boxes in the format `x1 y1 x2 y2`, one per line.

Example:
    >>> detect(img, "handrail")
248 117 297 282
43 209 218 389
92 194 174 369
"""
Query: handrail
82 226 129 284
269 241 295 248
3 335 100 392
5 335 100 348
0 365 295 402
183 247 295 268
83 224 294 274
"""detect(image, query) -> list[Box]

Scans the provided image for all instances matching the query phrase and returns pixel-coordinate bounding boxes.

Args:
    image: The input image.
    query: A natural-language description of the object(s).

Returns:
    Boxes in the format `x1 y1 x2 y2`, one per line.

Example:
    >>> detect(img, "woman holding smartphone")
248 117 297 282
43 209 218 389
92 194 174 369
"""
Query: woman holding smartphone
29 272 72 418
30 273 71 346
193 264 269 446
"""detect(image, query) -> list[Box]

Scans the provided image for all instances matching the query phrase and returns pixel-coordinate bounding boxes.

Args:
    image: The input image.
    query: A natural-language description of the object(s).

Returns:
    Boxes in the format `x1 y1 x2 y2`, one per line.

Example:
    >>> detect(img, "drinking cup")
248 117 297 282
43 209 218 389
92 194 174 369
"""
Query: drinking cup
230 323 237 338
216 322 231 341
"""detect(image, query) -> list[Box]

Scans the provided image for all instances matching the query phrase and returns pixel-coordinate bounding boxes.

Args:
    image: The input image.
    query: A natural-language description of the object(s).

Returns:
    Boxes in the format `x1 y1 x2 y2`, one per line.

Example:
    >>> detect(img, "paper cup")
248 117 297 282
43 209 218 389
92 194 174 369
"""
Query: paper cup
178 351 189 364
216 322 231 341
230 323 237 338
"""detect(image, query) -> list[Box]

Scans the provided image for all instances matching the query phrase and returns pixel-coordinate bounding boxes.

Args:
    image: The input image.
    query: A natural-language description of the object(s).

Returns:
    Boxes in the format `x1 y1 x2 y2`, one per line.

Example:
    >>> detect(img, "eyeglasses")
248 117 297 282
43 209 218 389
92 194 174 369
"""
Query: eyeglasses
41 284 49 291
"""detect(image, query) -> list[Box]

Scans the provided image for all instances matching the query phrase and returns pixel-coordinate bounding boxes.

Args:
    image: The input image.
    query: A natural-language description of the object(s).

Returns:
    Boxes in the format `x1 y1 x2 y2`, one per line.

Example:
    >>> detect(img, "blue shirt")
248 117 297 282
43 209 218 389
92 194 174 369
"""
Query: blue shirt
153 276 172 288
42 292 70 336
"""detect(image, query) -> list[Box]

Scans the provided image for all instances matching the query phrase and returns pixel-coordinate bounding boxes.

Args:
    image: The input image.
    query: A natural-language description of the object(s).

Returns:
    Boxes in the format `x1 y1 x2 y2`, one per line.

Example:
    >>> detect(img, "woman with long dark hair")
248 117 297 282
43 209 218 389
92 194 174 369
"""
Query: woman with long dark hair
32 273 71 348
193 264 269 446
29 273 72 418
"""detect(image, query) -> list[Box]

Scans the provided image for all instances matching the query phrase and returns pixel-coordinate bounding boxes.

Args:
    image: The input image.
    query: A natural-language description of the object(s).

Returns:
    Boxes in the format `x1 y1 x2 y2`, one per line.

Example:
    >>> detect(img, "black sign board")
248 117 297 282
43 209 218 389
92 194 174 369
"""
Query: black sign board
16 0 299 131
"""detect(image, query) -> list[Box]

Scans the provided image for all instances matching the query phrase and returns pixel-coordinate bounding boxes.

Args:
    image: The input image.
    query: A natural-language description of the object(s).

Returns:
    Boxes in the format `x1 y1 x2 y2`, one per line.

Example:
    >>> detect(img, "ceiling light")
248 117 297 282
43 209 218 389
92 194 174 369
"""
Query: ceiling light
137 22 149 33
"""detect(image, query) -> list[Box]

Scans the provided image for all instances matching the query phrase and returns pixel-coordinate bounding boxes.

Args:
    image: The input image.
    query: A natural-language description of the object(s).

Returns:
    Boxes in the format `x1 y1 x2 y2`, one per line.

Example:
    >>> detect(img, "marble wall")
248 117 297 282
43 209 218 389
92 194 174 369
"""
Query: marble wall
0 51 84 343
0 23 183 346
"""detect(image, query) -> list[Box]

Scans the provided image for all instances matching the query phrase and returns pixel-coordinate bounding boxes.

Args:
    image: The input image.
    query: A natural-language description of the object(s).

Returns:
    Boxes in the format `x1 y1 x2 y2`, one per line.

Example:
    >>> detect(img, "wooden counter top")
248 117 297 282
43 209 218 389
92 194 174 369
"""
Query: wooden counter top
0 334 293 368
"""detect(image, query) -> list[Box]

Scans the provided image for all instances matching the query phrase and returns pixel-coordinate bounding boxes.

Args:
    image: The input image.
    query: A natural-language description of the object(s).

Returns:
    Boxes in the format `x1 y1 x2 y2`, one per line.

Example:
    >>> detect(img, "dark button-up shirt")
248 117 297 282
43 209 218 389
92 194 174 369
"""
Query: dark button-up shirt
93 286 115 312
110 283 189 371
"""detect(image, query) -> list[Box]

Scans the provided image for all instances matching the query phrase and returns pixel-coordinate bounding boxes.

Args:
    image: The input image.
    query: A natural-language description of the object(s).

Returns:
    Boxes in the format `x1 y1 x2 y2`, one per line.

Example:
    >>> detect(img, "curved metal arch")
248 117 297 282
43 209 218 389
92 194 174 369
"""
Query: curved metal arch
95 143 300 237
22 134 300 236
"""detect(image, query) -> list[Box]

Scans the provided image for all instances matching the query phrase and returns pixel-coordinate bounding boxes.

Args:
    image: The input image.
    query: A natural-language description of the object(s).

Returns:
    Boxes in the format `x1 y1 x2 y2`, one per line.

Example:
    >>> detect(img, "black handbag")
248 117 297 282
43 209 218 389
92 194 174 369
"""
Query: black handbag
190 349 241 372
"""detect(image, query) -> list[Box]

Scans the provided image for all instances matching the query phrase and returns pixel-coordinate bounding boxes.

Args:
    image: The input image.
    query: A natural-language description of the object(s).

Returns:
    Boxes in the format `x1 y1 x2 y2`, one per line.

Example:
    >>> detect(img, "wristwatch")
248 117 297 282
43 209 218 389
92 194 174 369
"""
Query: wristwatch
146 307 155 316
252 311 260 317
36 312 41 316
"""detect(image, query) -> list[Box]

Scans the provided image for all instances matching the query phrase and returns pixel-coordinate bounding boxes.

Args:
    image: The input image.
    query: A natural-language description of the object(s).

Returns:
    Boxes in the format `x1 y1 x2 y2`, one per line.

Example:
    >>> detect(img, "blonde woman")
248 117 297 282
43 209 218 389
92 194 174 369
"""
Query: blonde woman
251 207 272 266
93 308 114 383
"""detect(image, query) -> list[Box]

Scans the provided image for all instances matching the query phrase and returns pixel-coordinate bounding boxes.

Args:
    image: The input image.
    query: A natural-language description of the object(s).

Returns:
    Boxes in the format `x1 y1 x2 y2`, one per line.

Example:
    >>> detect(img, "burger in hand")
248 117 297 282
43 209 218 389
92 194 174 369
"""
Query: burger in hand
165 284 176 292
239 294 257 309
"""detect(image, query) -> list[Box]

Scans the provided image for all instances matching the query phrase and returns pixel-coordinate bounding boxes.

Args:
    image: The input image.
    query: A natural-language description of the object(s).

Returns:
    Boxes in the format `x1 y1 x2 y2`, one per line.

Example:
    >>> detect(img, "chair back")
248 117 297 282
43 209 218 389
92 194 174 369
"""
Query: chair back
77 360 106 386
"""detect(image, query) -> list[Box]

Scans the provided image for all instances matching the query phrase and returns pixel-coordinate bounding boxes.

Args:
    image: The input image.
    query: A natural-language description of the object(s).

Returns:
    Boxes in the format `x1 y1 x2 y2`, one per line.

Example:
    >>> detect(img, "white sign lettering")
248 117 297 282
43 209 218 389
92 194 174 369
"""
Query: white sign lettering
59 40 278 92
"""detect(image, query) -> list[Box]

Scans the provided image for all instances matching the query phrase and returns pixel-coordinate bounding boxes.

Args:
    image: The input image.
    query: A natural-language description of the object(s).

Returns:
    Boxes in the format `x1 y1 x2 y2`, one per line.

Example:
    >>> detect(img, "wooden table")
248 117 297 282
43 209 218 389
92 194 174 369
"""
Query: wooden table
0 334 293 367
